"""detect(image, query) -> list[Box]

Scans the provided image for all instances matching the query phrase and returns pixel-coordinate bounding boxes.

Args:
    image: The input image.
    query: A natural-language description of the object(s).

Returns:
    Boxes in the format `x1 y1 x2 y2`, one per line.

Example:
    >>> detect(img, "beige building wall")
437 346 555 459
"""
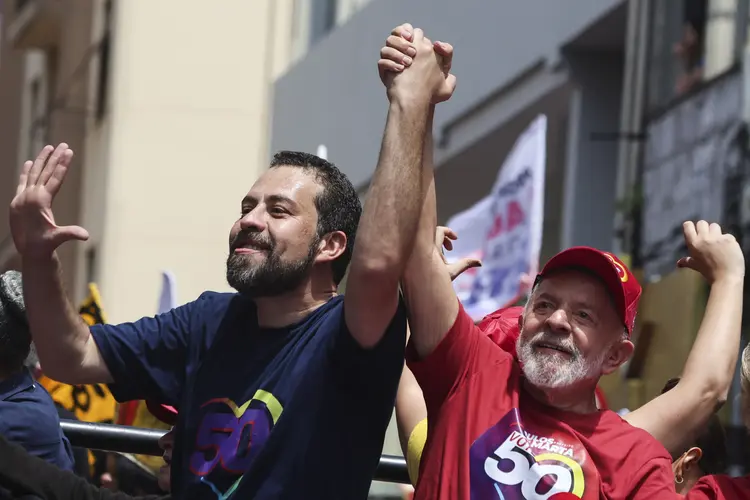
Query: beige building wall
0 0 95 294
81 0 296 322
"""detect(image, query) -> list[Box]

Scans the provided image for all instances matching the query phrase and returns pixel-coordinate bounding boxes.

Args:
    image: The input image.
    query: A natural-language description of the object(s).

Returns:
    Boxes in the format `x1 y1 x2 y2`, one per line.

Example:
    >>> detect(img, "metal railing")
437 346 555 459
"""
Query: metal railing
60 420 411 485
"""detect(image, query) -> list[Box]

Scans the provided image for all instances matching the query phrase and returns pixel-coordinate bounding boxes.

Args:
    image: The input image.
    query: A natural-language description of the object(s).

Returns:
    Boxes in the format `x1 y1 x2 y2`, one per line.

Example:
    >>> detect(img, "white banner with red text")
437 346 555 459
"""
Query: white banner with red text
446 115 547 321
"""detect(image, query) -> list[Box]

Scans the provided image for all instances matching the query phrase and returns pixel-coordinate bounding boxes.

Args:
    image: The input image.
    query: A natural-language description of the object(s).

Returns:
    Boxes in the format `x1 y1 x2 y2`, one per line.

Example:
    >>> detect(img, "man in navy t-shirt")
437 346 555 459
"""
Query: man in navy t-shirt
7 28 455 499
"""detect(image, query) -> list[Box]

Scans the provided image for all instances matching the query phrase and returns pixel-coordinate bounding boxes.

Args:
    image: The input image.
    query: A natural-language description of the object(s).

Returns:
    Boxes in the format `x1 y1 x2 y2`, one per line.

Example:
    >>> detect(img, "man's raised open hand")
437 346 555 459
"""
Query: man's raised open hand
677 220 744 283
434 226 482 281
9 143 89 260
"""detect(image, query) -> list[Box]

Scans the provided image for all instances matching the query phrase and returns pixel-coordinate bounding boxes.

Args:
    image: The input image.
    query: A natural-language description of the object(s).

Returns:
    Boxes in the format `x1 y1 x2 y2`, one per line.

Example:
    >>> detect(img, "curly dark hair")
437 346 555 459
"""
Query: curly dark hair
270 151 362 284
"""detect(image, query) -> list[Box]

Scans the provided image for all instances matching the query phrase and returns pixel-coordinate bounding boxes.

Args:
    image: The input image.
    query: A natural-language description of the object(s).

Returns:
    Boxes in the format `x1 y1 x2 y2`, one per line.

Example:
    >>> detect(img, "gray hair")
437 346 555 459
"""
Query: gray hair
0 271 31 372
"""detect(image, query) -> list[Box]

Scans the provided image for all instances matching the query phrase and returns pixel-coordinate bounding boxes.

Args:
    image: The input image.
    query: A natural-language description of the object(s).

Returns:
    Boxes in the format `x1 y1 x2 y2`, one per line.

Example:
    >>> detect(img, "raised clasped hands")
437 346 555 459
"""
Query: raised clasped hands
377 23 456 105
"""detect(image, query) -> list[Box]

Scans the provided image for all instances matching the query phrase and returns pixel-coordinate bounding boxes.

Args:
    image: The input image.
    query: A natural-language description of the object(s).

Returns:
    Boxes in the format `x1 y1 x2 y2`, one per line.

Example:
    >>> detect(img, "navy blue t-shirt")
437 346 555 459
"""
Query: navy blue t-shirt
92 293 406 499
0 368 75 471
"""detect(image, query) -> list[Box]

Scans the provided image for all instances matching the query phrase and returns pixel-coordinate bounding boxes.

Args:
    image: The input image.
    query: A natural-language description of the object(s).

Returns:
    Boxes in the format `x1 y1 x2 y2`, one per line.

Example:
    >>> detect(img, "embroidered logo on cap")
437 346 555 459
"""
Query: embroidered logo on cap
603 253 628 283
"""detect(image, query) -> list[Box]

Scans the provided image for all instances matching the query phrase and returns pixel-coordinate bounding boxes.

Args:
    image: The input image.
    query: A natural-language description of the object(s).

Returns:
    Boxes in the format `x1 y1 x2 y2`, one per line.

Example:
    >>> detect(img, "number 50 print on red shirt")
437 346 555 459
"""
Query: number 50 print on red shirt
470 408 588 500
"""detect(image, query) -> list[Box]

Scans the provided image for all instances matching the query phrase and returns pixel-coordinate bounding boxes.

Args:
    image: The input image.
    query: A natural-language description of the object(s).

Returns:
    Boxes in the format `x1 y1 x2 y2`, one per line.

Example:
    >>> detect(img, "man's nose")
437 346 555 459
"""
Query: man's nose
545 308 572 335
239 207 266 232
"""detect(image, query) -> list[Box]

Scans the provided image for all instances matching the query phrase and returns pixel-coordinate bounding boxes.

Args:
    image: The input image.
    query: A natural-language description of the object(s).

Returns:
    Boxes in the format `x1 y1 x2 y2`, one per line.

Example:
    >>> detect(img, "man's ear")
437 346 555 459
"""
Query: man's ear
682 447 703 471
315 231 347 264
601 340 634 375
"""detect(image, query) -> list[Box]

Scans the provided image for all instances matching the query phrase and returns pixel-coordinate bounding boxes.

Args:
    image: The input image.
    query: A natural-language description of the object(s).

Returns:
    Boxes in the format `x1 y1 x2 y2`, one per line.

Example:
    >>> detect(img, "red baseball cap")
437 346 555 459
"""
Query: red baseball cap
146 400 178 426
538 247 641 335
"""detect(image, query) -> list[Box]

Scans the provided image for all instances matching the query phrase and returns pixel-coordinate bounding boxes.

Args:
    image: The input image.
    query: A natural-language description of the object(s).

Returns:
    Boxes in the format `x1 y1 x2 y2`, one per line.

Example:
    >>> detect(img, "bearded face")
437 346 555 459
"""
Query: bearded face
515 269 629 392
226 229 320 298
516 329 608 390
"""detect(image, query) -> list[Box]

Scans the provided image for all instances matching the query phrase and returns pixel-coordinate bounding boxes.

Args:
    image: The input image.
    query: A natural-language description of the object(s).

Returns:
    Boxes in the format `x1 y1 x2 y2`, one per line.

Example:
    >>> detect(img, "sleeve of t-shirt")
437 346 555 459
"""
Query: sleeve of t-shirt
406 417 428 486
0 403 73 471
406 300 512 414
683 475 719 499
332 296 407 394
90 294 205 406
628 457 679 499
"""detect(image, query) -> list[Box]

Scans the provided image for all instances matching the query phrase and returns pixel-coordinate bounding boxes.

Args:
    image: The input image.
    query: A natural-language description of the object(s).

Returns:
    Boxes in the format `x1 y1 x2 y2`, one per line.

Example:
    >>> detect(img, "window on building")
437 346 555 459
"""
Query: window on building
646 0 700 112
96 0 113 122
292 0 378 61
309 0 337 46
646 0 748 114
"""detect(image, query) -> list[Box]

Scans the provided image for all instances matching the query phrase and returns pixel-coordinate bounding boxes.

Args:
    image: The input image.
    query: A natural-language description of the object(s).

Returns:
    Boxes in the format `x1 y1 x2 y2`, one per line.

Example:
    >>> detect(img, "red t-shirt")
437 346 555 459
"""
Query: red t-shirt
685 474 750 499
478 306 524 354
406 303 676 499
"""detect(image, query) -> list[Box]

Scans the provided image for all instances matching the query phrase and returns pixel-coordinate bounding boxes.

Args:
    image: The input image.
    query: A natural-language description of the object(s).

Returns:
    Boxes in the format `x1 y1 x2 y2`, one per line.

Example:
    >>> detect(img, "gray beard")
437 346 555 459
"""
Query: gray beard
516 332 606 390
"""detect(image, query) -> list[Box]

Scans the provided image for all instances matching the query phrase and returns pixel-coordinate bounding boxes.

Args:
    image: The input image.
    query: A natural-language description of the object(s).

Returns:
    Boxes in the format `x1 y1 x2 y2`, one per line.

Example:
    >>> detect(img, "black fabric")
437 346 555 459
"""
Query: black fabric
0 432 168 500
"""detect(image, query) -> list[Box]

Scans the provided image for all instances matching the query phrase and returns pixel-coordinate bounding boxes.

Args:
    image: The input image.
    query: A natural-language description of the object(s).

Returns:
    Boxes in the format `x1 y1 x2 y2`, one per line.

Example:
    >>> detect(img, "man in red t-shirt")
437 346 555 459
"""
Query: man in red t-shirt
407 245 677 499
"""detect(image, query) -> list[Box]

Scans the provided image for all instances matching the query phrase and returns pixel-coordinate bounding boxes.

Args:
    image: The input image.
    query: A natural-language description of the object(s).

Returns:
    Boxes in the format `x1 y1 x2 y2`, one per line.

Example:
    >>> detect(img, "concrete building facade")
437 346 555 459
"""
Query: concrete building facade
0 0 296 323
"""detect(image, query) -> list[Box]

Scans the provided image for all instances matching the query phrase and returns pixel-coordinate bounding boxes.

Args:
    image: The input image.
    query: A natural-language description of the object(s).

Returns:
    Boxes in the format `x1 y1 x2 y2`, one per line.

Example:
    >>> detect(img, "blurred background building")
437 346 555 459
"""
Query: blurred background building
272 0 750 481
1 0 750 494
0 0 295 320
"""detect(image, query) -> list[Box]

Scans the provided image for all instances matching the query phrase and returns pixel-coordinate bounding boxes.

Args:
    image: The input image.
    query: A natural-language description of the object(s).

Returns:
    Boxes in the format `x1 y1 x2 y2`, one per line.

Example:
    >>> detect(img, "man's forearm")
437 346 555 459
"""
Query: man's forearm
21 254 106 384
680 276 744 400
401 107 461 358
351 97 432 276
411 107 437 261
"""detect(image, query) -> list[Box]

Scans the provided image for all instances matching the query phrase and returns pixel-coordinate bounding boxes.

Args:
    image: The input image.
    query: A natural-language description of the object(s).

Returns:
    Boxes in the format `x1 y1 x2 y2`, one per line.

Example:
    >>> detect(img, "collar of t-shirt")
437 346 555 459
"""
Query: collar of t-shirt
519 376 609 428
0 368 34 401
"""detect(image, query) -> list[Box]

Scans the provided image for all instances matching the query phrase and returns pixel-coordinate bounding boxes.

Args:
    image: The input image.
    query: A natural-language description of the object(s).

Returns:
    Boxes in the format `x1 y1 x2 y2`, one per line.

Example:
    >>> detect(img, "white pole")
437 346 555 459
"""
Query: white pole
316 144 328 160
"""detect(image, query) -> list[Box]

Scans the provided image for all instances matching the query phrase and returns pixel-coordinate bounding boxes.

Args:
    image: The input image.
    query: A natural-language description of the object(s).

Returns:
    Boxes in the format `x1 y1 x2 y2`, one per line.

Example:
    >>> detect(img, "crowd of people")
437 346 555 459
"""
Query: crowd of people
0 22 748 499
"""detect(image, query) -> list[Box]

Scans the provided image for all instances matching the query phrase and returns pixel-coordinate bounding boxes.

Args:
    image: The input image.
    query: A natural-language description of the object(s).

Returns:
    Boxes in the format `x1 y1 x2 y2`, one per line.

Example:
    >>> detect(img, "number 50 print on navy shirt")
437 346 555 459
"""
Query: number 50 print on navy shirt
190 391 283 499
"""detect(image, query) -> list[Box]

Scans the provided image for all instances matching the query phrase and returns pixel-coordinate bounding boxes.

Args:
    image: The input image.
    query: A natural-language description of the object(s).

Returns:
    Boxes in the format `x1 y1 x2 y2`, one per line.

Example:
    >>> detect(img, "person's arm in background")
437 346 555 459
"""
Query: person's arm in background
623 221 745 456
344 25 452 348
9 144 110 384
0 433 166 500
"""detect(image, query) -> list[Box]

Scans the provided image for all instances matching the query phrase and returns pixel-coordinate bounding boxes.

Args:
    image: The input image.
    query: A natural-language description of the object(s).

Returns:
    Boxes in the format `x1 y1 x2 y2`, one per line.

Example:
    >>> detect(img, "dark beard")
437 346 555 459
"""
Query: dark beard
226 236 319 298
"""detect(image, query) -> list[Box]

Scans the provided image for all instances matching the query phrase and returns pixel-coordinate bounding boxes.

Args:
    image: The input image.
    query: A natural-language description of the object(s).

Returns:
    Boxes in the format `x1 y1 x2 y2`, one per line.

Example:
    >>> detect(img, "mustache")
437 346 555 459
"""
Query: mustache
230 232 273 251
526 331 579 357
